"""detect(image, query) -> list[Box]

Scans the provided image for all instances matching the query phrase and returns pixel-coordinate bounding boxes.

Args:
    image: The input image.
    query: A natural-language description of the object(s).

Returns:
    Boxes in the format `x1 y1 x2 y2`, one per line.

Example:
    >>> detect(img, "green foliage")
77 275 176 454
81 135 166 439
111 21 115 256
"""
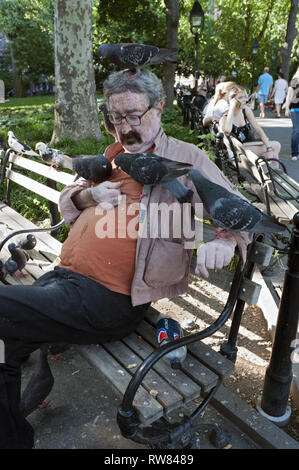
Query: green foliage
0 0 54 82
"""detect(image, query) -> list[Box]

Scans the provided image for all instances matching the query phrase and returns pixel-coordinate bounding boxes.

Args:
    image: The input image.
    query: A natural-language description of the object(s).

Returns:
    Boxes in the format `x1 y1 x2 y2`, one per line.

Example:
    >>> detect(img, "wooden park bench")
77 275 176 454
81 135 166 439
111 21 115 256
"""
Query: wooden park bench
0 147 275 449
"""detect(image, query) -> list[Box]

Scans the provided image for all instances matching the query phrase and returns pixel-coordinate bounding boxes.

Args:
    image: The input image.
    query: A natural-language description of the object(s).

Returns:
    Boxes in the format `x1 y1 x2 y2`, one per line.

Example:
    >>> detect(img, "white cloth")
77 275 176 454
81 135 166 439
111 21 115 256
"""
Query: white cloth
274 78 288 104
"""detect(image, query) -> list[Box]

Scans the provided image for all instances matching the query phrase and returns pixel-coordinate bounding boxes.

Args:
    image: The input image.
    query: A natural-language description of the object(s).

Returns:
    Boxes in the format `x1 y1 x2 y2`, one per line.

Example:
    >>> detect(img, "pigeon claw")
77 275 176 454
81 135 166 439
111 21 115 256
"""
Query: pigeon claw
38 400 51 409
15 271 28 278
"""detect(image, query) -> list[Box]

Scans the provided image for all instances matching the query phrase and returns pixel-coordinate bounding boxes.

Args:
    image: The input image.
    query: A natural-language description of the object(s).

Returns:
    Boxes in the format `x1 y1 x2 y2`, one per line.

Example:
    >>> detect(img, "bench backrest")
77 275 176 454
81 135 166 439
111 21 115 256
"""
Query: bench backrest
4 152 76 204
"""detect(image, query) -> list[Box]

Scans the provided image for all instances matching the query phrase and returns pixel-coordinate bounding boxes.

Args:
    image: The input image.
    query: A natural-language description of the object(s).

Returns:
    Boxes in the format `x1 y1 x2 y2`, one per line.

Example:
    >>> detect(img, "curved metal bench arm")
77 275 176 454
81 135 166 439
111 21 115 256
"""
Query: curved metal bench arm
117 239 259 447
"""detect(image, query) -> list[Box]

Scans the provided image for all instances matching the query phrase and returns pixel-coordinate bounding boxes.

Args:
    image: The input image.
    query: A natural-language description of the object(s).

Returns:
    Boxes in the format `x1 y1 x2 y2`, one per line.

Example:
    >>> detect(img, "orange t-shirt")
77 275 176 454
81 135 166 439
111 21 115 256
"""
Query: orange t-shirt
59 143 151 295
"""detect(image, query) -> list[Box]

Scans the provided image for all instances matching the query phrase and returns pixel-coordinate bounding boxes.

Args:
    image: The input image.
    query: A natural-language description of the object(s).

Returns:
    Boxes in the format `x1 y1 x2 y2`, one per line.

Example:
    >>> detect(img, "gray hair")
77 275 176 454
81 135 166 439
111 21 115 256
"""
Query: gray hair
103 69 165 107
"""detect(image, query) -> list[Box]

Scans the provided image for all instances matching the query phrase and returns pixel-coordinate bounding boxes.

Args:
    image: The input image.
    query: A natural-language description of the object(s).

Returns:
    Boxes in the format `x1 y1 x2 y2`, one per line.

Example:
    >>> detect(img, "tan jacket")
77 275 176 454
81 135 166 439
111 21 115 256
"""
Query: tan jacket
59 128 251 306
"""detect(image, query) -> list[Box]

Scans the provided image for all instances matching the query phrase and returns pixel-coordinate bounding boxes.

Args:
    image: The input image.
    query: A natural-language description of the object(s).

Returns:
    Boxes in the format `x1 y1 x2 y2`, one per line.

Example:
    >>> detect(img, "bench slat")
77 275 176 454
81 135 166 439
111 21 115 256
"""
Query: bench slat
104 340 183 414
123 329 202 399
0 204 62 254
78 344 163 425
135 321 219 392
8 154 76 186
5 169 61 204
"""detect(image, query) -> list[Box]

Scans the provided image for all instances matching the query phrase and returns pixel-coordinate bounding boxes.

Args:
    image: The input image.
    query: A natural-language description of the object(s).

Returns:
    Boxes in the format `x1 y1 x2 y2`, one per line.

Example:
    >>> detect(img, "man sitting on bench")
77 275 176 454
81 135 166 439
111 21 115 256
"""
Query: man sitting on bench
0 69 251 449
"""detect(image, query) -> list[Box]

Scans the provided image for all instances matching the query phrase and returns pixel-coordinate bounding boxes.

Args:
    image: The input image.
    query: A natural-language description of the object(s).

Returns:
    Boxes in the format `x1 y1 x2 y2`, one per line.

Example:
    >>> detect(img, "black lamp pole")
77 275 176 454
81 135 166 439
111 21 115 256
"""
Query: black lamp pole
251 39 259 94
189 0 205 91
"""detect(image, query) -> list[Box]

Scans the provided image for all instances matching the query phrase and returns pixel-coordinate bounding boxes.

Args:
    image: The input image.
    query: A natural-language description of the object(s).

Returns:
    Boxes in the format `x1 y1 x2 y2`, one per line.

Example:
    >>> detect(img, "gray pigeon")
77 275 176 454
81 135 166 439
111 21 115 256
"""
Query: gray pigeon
35 142 74 170
72 154 113 186
97 43 177 72
8 131 39 157
188 169 285 233
114 152 193 203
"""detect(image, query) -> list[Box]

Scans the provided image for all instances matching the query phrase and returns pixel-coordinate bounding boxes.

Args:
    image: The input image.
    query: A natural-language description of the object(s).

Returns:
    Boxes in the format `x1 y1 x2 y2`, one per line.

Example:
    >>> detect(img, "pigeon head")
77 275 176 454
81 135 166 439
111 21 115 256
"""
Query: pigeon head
35 142 47 152
8 131 15 139
97 44 112 60
114 154 133 173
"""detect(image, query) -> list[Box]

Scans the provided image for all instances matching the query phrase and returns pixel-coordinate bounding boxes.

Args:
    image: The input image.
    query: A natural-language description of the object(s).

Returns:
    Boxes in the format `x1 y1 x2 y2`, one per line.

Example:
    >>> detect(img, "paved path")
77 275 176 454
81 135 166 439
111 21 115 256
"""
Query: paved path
254 109 299 183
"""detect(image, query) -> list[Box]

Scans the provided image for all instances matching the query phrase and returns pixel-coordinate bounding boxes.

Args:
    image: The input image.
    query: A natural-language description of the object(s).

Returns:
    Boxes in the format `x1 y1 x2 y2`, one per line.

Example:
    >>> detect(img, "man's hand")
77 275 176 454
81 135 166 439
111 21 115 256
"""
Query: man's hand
89 181 122 207
195 238 236 278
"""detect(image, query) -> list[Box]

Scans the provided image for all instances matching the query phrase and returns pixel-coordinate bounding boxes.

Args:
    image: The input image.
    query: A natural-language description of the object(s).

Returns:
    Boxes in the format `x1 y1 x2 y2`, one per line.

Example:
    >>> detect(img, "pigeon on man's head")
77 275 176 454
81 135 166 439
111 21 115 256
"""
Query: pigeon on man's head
188 169 285 233
72 154 112 186
114 152 193 203
97 43 177 74
8 131 39 157
35 142 74 170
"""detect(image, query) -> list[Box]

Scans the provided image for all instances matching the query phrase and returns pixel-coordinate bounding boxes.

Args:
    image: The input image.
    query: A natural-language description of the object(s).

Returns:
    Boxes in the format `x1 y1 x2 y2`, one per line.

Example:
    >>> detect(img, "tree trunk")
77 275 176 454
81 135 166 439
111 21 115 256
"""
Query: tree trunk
279 0 298 81
51 0 101 144
163 0 180 109
10 45 26 98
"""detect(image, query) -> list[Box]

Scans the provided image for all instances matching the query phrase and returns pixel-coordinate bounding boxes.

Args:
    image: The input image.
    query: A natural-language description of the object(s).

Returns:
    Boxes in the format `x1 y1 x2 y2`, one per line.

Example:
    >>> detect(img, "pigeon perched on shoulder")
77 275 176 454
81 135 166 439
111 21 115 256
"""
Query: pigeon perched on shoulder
97 43 177 73
72 154 113 186
8 131 39 157
114 152 193 203
188 169 285 233
35 142 74 170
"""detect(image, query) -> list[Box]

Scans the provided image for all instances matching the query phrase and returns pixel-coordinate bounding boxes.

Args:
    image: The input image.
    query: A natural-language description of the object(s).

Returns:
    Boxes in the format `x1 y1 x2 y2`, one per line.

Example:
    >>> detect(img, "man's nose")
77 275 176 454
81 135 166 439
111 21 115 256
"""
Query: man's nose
119 119 133 133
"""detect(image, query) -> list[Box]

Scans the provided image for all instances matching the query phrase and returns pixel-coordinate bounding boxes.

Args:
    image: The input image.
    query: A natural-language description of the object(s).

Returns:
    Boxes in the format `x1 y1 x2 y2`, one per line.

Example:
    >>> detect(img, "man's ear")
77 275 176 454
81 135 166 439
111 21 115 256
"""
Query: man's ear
156 100 164 117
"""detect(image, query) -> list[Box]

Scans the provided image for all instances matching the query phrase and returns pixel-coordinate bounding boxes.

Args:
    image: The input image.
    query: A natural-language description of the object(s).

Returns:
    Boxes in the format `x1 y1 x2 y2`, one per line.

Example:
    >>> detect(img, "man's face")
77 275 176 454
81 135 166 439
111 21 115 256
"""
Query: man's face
108 91 163 153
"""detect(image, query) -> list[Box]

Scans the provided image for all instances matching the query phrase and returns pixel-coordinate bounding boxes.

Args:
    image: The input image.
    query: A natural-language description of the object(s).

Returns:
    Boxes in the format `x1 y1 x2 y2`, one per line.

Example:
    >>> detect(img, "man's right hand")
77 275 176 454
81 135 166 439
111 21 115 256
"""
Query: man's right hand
89 181 122 207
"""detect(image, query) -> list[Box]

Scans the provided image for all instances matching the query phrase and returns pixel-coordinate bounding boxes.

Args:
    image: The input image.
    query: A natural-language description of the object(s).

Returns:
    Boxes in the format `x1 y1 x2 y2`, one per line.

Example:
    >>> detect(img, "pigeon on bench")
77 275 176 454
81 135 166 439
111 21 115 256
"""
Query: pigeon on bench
72 154 113 187
7 242 30 278
114 152 193 203
188 169 285 233
35 142 75 170
8 131 39 157
97 43 177 76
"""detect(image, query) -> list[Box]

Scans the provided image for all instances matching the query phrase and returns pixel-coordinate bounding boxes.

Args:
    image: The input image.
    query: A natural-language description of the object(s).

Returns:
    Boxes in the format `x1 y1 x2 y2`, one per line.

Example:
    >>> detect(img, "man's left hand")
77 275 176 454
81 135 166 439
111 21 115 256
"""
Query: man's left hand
195 238 236 278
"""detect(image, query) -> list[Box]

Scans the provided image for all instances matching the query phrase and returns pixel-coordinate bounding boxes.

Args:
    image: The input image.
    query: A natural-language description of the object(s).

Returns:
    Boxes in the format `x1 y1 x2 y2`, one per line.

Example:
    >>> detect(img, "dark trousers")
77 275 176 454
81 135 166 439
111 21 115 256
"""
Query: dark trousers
0 267 150 449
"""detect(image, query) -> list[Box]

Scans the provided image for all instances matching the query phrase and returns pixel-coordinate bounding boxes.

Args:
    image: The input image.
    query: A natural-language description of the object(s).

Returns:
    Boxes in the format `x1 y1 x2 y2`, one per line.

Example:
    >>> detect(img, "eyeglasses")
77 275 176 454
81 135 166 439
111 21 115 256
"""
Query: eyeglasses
107 105 152 126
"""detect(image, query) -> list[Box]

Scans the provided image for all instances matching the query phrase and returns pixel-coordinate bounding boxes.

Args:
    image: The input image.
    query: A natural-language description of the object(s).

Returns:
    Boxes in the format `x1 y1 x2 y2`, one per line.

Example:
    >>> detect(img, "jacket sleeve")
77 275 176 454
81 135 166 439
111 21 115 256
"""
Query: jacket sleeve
58 178 88 227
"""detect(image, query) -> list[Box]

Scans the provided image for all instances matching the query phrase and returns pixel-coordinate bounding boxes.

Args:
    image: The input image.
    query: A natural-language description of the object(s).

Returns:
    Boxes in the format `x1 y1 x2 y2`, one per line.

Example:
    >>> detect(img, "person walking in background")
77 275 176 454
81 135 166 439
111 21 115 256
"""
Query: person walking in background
255 67 273 119
285 67 299 161
271 72 288 118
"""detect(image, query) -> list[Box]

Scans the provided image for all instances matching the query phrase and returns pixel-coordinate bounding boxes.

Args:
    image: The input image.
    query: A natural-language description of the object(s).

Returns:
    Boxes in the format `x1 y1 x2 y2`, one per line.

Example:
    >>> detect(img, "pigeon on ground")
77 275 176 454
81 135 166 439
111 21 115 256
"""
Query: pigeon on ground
114 152 193 203
20 344 54 417
97 43 177 73
72 154 113 186
35 142 74 170
188 169 285 233
8 131 39 157
99 103 117 138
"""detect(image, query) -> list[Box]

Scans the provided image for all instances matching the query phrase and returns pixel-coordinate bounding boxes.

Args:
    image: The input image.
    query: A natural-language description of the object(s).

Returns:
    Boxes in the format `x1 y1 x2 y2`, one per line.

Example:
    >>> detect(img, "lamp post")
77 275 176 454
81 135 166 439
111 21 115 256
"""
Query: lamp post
251 39 259 94
189 0 205 91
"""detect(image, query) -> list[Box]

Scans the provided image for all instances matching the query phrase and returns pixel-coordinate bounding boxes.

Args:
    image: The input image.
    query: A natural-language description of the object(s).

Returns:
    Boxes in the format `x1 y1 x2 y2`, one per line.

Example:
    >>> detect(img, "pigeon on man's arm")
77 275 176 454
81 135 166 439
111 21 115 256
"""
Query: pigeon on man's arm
8 131 39 157
188 169 285 233
114 152 193 203
72 154 113 187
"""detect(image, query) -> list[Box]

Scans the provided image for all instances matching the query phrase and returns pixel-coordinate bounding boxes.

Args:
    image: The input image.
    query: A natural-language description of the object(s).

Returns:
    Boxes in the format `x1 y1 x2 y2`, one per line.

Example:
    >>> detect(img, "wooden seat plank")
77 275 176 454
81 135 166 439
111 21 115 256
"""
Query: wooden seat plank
104 340 183 413
135 321 220 392
78 344 163 425
123 329 205 399
8 154 75 186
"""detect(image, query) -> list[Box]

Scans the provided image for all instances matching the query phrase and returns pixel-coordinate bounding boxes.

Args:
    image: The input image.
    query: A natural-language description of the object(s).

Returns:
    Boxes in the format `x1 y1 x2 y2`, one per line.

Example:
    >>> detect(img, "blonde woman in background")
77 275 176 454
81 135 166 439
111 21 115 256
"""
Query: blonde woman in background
219 86 281 168
202 81 238 127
